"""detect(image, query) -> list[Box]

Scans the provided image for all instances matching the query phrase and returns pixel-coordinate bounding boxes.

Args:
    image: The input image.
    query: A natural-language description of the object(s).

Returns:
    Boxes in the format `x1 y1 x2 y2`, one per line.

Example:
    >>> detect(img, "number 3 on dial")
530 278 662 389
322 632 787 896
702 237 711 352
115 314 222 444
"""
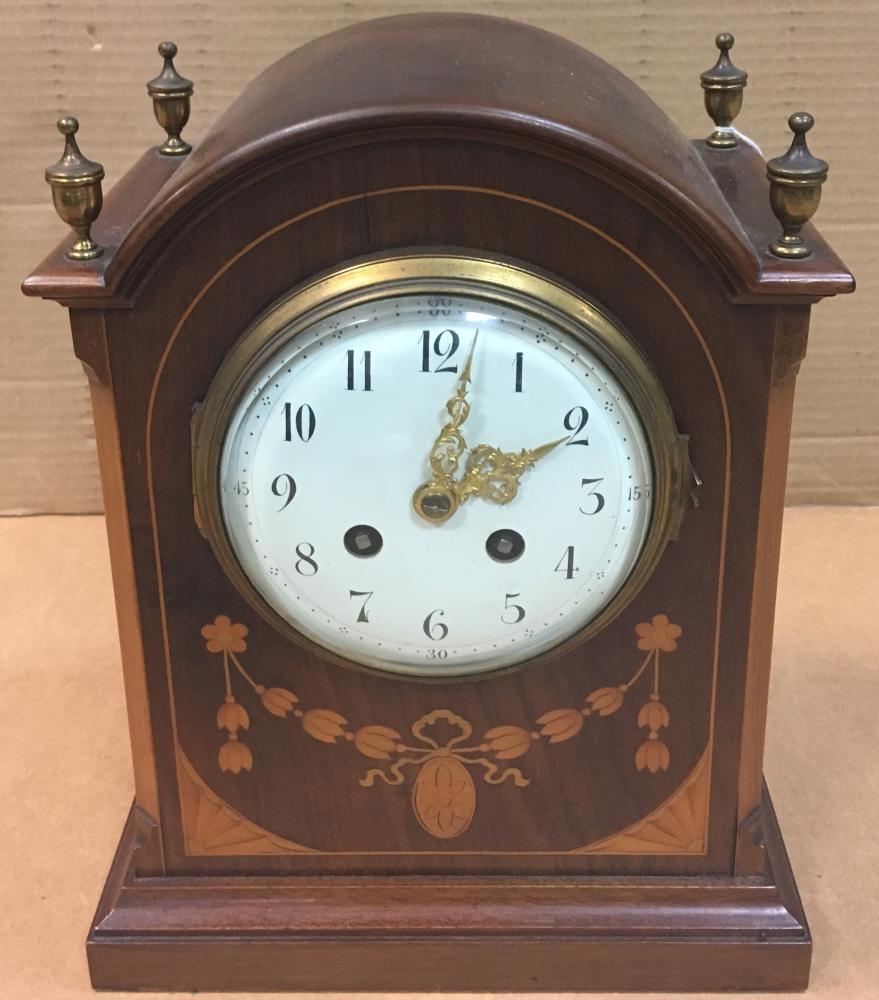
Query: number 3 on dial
580 477 605 515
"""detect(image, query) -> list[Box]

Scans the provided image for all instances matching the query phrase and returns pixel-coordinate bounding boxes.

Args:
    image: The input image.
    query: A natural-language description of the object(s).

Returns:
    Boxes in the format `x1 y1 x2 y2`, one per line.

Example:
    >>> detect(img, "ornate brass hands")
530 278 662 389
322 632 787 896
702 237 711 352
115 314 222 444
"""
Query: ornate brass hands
412 335 477 523
413 335 564 523
429 333 477 480
456 439 565 507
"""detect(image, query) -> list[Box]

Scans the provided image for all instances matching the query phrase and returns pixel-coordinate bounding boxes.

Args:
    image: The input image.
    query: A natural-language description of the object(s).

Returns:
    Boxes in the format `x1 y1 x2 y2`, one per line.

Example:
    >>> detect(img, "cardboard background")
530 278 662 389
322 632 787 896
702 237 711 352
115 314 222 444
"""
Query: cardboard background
5 0 876 513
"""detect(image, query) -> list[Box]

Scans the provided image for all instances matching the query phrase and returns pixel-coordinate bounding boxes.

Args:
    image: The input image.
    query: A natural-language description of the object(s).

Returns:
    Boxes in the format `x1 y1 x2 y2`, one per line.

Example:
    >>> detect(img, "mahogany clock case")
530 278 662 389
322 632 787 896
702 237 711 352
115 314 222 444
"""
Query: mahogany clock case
23 13 853 993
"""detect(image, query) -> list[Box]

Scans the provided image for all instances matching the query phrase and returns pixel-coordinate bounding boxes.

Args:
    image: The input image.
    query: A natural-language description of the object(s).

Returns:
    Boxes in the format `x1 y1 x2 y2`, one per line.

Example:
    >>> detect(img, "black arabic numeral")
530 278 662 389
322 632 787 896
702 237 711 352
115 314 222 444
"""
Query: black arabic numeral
419 329 459 373
349 589 374 623
579 477 606 515
422 608 448 641
271 474 297 511
501 592 526 624
554 545 578 579
294 542 318 576
346 350 372 390
563 405 589 446
283 402 316 442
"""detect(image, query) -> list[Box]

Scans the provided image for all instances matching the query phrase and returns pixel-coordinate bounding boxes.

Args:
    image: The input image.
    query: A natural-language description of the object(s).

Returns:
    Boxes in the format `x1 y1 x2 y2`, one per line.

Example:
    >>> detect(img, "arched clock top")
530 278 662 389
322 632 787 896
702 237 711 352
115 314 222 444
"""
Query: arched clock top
24 13 852 304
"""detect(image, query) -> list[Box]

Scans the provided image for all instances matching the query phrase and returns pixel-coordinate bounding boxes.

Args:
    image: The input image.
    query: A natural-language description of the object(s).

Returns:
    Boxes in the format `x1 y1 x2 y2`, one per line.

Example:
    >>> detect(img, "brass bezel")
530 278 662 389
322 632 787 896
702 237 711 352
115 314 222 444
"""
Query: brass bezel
192 251 685 678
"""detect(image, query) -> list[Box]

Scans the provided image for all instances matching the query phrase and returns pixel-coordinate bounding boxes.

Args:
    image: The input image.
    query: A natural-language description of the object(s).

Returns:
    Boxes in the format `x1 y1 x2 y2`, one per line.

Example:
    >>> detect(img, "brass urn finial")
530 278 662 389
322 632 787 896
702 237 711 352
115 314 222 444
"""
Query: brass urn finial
701 33 748 148
45 117 104 261
147 41 193 155
767 112 828 259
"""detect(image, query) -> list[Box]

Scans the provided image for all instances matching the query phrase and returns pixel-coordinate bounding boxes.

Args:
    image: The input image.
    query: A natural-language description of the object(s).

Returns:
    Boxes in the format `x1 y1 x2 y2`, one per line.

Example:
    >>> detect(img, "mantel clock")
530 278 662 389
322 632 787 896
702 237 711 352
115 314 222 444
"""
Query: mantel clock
24 15 854 993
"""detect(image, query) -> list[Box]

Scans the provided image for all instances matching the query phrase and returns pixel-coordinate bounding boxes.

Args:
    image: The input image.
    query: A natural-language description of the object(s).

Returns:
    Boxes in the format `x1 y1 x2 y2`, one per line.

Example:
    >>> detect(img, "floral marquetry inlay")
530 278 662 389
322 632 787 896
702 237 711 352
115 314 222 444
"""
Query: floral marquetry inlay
194 611 698 843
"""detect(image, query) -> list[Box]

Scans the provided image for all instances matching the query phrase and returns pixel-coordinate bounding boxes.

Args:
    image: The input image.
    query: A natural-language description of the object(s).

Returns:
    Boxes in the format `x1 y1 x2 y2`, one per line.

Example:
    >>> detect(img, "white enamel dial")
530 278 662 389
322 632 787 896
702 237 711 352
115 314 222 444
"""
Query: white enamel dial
215 277 658 677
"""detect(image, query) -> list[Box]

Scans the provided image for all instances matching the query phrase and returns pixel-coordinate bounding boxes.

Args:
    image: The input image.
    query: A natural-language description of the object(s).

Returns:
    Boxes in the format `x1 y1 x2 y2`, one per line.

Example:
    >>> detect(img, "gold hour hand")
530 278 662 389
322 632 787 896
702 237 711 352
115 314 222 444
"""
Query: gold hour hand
413 334 479 523
427 332 478 481
457 436 566 506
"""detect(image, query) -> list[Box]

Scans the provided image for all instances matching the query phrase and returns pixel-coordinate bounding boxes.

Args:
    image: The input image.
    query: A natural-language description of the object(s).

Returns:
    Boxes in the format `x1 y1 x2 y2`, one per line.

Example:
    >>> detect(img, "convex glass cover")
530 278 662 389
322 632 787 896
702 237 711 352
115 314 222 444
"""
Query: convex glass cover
194 255 683 676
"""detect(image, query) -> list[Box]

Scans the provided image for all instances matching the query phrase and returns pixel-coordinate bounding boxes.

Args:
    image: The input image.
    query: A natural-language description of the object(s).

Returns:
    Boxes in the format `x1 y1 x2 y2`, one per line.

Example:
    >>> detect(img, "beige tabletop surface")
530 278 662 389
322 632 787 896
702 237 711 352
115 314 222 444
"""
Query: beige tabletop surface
1 508 877 999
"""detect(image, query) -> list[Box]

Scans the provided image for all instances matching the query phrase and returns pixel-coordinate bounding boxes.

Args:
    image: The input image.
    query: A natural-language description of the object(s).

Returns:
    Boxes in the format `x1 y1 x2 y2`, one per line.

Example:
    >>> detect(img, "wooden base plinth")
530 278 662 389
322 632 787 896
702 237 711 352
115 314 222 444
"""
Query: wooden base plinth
88 786 810 992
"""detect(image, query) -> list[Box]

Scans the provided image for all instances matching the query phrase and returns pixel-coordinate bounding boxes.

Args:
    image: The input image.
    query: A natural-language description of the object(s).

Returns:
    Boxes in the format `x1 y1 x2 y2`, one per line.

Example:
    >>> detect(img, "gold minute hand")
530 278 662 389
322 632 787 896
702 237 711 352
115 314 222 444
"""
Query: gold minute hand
456 436 567 506
412 333 479 523
526 437 568 463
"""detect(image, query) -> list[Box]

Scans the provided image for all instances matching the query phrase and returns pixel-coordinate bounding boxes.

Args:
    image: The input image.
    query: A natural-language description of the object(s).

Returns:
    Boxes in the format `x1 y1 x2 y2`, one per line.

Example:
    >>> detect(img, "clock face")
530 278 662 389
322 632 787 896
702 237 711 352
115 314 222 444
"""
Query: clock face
197 256 680 677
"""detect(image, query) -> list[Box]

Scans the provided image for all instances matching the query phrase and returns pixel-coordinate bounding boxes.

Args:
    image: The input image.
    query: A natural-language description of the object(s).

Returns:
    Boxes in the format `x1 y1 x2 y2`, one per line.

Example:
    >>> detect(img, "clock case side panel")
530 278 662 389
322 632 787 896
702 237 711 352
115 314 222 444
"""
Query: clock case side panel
97 134 752 877
734 304 812 875
68 309 165 875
